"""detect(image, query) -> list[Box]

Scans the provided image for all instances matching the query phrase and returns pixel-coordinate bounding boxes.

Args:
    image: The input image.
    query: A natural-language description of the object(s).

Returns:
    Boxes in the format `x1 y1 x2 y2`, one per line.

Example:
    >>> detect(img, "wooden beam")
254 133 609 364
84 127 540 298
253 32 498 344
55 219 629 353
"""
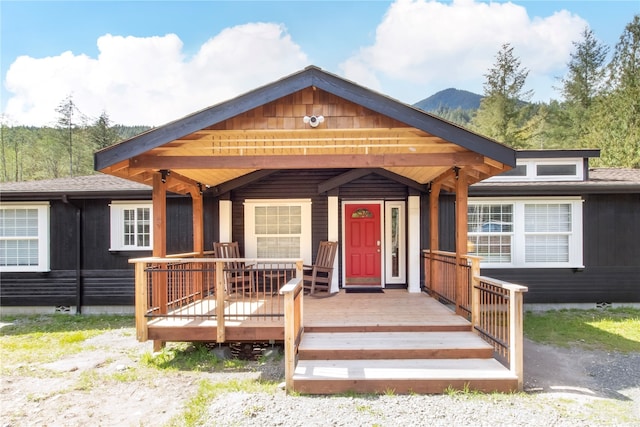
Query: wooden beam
454 169 468 316
192 191 204 254
131 152 485 170
152 173 167 257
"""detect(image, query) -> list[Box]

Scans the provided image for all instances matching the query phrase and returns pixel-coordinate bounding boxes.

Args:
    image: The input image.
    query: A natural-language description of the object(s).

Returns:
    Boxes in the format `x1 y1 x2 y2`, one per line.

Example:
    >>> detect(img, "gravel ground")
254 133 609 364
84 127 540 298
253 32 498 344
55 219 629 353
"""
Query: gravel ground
1 329 639 427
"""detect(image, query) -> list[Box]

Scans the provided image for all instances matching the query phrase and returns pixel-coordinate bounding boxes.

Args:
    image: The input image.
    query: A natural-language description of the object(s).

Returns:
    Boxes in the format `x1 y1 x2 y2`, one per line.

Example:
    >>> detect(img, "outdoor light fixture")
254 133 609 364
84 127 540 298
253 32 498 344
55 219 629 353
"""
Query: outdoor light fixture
303 115 324 128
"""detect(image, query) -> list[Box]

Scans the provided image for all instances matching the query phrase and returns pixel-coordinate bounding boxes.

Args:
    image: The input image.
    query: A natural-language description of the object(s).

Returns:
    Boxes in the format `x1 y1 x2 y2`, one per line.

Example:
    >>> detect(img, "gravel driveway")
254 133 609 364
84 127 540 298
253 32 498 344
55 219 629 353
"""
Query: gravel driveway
1 329 639 427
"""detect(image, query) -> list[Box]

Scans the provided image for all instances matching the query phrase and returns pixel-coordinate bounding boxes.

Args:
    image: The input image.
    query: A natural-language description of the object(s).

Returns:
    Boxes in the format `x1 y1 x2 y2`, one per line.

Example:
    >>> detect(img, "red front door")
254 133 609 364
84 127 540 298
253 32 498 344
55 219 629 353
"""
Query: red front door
345 203 382 287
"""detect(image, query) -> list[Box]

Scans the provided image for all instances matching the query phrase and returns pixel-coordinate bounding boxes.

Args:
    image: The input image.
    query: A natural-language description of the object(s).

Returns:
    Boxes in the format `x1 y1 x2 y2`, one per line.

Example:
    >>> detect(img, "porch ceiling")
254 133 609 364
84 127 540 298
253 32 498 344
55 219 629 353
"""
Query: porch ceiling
100 126 506 195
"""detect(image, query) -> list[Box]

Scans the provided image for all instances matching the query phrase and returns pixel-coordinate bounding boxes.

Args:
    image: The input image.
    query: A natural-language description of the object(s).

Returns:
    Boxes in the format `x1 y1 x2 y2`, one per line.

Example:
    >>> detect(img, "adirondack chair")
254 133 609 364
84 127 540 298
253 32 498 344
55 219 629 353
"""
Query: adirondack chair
303 241 338 294
213 242 254 295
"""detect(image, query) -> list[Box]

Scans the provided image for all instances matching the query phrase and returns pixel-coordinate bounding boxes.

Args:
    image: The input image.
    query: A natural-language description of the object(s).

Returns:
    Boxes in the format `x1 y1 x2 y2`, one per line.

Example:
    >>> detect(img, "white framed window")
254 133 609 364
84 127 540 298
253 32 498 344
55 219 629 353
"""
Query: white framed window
385 201 406 283
110 201 152 251
0 203 50 272
244 199 312 263
487 158 583 182
468 198 583 268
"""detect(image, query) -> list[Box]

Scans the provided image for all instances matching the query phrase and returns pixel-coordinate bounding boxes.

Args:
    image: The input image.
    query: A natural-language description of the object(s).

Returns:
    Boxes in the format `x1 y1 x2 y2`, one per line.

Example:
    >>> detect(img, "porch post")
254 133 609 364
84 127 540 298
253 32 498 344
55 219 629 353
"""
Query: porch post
455 169 468 316
192 191 204 254
407 194 420 293
152 172 167 257
152 172 167 351
429 182 441 293
219 198 232 243
327 194 339 293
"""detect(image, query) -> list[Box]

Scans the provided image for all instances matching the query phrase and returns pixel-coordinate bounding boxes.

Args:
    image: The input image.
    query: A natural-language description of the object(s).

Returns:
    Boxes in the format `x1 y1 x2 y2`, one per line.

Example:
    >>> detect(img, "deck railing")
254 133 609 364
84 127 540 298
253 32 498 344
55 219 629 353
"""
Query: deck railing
423 250 528 389
280 278 304 392
422 250 481 317
130 253 303 343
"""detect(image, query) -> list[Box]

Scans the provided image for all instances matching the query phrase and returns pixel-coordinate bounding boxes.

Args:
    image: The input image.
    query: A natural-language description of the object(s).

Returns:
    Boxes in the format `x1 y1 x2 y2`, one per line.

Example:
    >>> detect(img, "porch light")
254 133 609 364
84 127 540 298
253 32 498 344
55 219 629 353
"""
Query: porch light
303 115 324 128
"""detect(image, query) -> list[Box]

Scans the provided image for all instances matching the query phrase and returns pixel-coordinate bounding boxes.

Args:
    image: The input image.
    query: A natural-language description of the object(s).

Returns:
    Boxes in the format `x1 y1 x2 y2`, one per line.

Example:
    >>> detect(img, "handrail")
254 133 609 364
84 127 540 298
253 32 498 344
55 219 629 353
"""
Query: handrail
423 249 528 390
130 256 303 347
280 278 304 393
472 275 528 390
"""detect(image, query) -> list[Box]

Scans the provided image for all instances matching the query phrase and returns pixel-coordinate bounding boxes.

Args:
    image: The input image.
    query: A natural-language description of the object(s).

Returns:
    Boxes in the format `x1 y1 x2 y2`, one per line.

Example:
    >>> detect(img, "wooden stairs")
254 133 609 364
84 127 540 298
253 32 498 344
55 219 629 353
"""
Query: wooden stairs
292 324 519 394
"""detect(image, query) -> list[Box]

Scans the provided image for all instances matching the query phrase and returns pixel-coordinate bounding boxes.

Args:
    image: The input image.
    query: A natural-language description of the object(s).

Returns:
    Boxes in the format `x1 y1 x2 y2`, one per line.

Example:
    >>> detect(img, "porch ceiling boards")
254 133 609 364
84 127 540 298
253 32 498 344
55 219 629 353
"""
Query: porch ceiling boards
96 66 515 194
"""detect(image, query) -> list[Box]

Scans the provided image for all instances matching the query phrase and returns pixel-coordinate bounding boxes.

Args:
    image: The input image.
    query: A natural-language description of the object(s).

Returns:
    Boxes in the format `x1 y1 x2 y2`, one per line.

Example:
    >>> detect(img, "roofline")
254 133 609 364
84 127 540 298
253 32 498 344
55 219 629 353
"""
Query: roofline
469 183 640 196
0 190 152 202
95 66 516 171
516 149 601 159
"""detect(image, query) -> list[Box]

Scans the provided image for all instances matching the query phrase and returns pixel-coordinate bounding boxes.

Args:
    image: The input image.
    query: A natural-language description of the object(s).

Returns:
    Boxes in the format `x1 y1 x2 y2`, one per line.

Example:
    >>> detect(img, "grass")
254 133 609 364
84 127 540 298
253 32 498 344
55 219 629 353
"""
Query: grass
524 307 640 353
0 314 134 367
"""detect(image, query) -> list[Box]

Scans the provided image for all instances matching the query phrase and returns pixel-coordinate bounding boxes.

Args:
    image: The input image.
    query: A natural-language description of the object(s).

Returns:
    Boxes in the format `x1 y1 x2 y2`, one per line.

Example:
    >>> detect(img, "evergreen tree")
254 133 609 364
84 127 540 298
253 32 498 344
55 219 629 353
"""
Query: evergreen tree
559 28 609 148
471 43 534 148
587 15 640 167
55 95 77 176
89 111 120 150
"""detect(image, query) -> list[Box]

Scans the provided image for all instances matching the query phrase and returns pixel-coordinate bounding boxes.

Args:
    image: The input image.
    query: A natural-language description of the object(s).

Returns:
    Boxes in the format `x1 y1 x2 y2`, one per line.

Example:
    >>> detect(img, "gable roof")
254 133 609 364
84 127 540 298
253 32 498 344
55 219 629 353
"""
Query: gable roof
95 66 516 193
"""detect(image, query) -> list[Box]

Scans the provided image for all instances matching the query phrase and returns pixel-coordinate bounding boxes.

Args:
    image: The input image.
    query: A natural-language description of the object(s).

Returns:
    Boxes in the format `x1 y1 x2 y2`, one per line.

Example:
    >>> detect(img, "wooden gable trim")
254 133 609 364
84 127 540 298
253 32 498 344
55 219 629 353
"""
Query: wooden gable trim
95 66 516 172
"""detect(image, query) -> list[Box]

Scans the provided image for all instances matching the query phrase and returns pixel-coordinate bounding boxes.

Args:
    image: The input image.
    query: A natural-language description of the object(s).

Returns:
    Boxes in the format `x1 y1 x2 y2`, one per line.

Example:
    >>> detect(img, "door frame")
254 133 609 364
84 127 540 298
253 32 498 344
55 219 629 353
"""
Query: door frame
341 200 385 288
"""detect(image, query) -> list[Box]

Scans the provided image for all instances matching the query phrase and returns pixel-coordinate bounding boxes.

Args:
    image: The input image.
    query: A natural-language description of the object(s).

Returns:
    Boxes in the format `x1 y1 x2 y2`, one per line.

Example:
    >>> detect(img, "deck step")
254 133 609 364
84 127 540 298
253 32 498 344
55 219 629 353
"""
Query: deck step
298 331 494 360
293 358 518 394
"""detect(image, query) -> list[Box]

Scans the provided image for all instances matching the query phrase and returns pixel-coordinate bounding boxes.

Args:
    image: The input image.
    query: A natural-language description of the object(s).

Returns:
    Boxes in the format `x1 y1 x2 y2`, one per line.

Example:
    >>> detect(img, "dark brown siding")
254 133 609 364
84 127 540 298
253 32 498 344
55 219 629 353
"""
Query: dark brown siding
1 195 218 307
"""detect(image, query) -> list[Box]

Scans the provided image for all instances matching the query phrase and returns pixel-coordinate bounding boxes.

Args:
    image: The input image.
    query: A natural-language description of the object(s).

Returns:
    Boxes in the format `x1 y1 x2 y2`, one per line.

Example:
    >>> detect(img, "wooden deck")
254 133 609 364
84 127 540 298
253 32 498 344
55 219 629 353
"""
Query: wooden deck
146 289 469 342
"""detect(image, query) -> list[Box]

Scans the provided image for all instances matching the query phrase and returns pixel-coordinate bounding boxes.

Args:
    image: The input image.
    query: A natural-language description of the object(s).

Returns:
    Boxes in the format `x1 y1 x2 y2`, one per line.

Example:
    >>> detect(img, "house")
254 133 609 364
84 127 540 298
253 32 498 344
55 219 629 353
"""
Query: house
1 66 638 393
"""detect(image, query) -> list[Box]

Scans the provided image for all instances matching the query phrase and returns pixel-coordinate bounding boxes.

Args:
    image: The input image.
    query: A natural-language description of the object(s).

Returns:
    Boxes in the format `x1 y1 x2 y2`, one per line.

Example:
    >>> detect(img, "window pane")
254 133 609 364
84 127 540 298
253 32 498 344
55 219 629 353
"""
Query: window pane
526 235 569 262
257 236 300 258
0 209 38 237
468 204 513 263
123 209 135 246
525 204 571 232
537 164 576 176
0 239 39 266
500 165 527 177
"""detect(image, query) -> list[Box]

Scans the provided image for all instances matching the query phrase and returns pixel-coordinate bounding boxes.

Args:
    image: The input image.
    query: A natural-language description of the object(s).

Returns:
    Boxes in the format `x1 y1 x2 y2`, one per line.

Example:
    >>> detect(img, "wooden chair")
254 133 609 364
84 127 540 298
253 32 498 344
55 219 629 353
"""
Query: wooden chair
303 241 338 295
213 242 254 295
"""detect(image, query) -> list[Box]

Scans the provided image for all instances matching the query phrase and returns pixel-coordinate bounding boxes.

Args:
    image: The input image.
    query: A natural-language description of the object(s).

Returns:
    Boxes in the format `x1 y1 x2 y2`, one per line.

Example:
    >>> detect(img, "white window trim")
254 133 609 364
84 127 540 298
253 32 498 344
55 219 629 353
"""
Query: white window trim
487 158 584 182
109 201 153 251
385 201 406 284
470 197 583 269
243 199 312 263
0 202 50 272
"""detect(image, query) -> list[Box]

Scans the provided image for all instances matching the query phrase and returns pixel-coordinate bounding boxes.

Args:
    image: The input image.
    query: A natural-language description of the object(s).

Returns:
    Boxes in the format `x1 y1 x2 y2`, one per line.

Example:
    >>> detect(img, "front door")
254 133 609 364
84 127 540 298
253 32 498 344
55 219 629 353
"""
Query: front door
344 203 382 287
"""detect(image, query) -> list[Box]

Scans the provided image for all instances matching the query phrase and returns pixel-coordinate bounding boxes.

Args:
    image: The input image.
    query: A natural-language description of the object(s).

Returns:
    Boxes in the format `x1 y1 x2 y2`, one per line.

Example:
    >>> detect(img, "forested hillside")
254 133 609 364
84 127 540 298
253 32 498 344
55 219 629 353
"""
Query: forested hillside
1 15 637 182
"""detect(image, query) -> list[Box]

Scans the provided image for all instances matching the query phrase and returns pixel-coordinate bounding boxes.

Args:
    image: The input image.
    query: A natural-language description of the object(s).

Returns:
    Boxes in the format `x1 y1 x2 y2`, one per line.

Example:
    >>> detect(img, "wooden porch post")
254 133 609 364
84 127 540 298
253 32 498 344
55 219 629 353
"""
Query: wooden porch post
192 191 204 255
152 172 167 351
455 168 468 316
429 182 441 293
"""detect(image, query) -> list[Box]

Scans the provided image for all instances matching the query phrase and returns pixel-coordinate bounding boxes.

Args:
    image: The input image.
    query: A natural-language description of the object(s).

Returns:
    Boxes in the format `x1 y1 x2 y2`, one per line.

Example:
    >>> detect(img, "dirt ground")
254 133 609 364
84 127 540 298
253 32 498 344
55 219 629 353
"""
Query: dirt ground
1 328 639 426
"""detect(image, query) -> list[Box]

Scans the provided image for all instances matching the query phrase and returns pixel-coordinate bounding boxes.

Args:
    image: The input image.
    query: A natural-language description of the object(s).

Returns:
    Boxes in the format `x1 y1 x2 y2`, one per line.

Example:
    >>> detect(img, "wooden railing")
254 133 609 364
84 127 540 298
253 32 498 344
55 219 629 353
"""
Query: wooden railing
130 253 303 343
423 250 528 389
422 250 481 318
472 276 528 389
280 278 304 392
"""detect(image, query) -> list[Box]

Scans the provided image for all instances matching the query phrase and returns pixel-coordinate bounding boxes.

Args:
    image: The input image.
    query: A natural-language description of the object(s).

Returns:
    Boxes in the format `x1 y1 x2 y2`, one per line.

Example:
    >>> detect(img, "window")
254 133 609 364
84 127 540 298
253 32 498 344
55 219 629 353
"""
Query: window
110 201 152 251
468 198 583 268
244 199 312 263
487 158 583 182
0 203 50 272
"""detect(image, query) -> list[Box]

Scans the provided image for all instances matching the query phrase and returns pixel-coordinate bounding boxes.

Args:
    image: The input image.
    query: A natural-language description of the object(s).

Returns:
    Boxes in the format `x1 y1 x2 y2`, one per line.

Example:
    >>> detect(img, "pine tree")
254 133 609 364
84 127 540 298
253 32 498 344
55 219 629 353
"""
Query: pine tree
560 28 609 148
471 43 534 148
587 15 640 167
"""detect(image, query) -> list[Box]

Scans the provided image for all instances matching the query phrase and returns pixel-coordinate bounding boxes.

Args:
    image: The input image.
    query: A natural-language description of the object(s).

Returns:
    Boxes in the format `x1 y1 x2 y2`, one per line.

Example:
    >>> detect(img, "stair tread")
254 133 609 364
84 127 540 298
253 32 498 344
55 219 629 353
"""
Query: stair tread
299 331 494 351
294 358 517 381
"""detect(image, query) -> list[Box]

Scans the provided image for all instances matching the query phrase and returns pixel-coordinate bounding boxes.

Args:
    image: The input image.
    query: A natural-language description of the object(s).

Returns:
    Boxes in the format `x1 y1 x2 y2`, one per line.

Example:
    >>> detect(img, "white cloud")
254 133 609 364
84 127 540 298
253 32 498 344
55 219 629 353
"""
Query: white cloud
4 23 308 126
341 0 587 102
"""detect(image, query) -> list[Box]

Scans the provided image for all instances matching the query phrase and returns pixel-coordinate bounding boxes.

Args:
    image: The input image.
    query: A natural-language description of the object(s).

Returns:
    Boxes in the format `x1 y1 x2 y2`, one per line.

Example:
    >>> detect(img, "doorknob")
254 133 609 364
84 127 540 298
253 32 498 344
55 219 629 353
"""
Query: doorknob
377 240 380 246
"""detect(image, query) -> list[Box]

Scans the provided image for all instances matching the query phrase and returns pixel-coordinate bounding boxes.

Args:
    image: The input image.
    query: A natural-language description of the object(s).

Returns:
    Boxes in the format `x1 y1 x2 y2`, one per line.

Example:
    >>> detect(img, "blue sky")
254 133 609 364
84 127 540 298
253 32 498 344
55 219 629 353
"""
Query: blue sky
1 0 638 126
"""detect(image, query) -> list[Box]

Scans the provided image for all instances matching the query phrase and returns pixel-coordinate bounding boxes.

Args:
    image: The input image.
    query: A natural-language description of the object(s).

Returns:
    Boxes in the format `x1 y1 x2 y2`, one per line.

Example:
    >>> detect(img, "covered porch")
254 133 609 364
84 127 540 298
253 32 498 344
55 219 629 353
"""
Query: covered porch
96 66 526 394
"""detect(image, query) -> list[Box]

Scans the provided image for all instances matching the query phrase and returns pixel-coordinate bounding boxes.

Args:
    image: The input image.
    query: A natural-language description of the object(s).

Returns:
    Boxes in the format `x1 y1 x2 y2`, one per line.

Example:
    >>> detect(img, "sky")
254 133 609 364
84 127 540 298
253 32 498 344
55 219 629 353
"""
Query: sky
1 0 638 127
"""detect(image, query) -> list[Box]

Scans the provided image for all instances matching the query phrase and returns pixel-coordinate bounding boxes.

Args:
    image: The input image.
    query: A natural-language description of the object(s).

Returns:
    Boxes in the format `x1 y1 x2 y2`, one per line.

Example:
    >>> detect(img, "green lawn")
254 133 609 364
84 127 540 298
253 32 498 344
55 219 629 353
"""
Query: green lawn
524 307 640 353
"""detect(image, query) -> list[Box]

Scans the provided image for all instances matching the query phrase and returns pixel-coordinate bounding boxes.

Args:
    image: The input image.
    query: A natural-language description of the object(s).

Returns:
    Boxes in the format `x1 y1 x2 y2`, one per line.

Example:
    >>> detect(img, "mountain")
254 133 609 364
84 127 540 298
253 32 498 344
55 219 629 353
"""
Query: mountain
413 88 482 112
